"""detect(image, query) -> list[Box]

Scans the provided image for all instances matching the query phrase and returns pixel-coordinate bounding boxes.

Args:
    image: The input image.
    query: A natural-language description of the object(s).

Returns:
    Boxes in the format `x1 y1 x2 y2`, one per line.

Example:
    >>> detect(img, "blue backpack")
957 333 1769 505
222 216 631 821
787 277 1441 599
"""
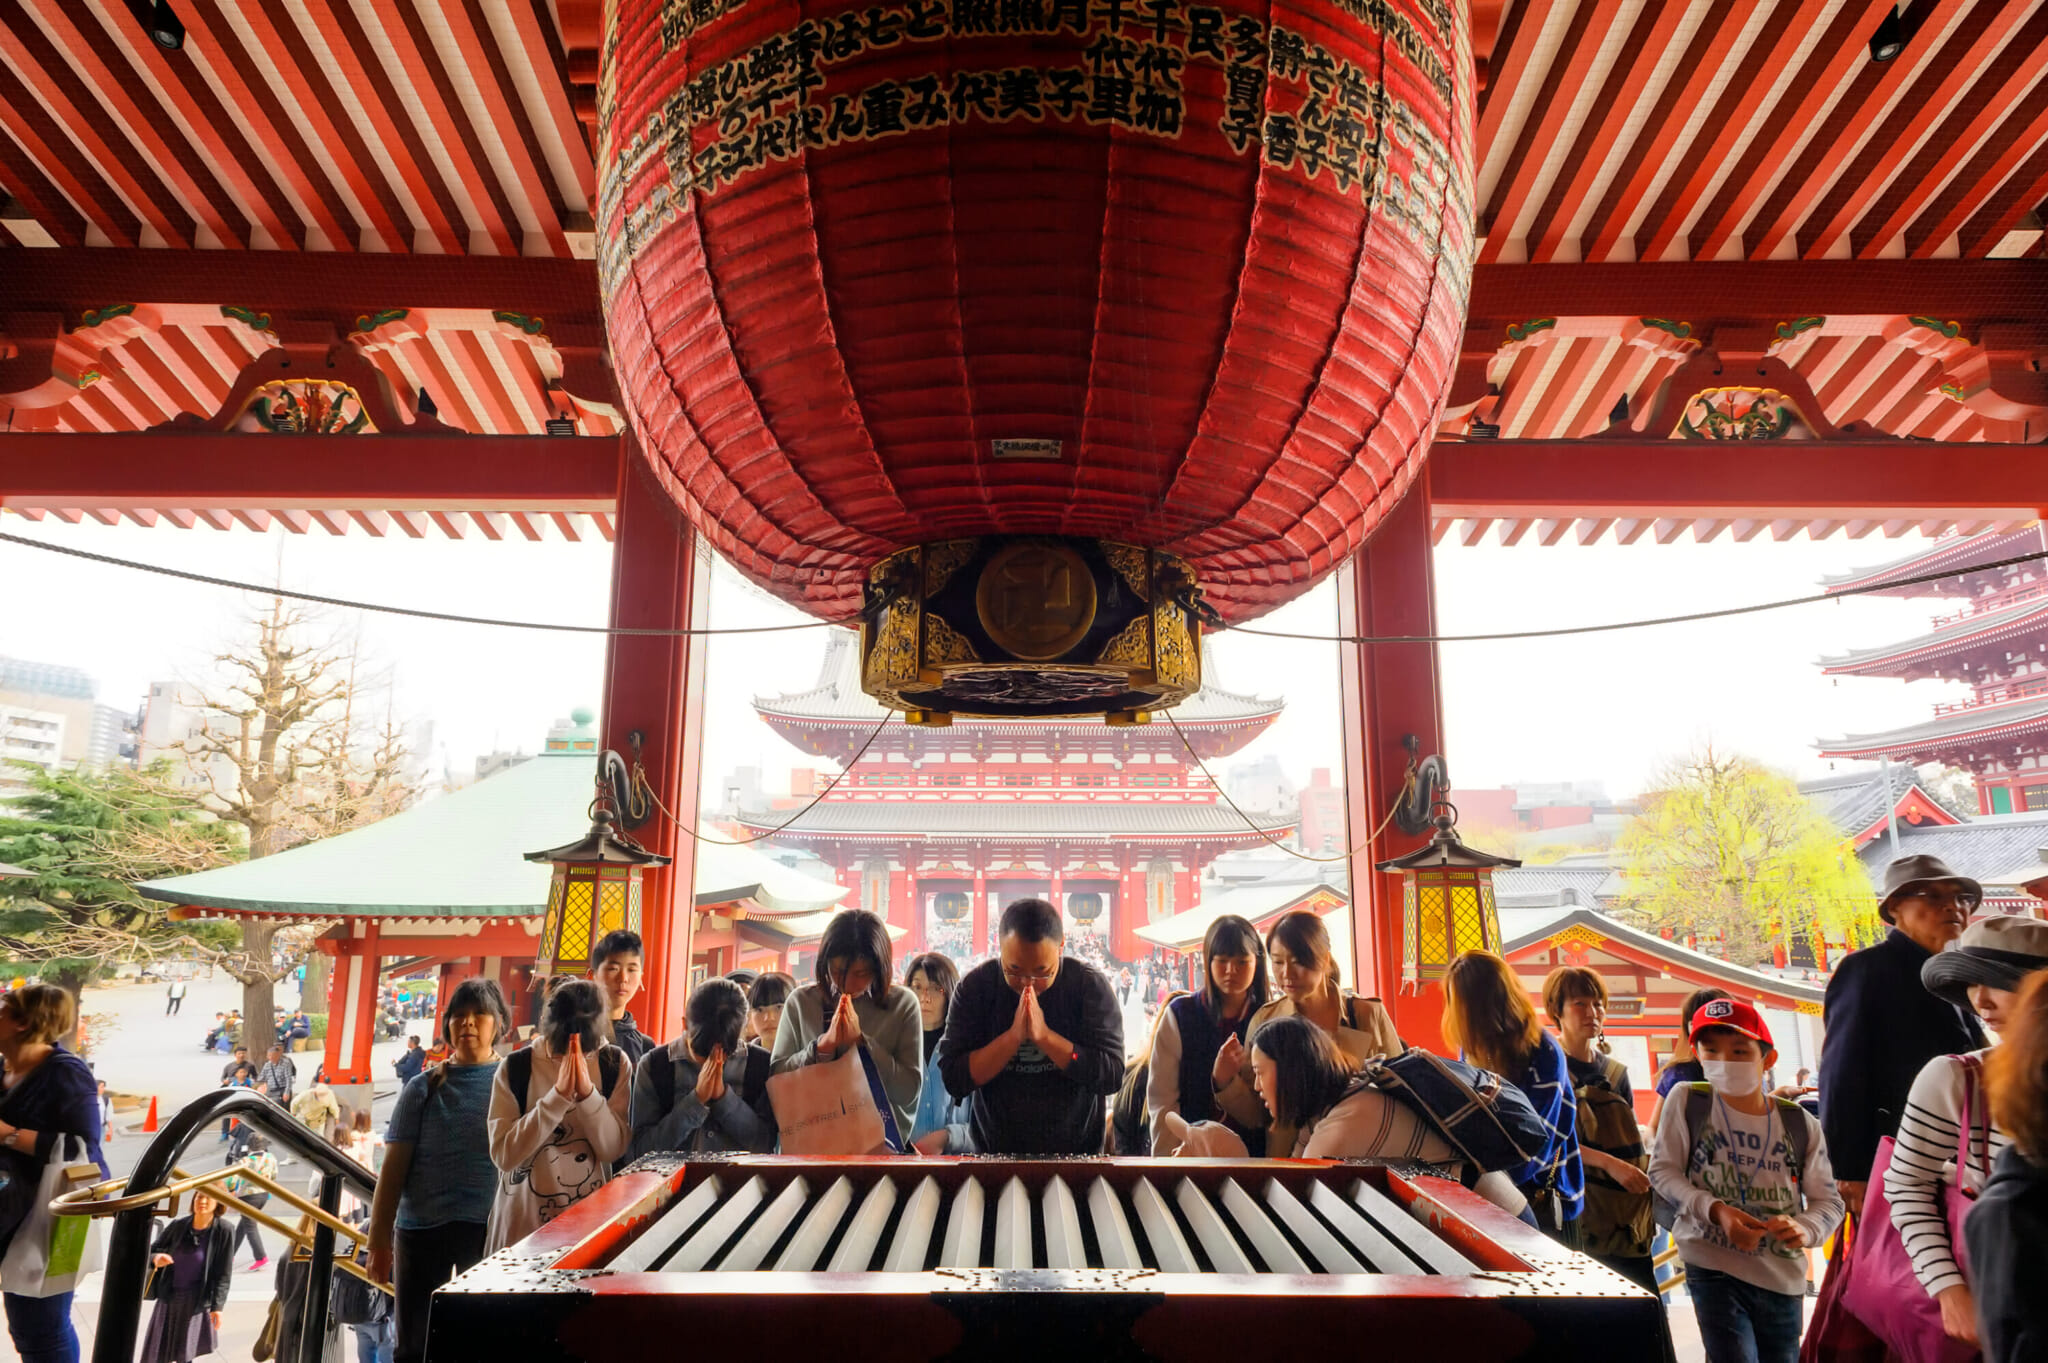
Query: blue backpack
1359 1047 1550 1176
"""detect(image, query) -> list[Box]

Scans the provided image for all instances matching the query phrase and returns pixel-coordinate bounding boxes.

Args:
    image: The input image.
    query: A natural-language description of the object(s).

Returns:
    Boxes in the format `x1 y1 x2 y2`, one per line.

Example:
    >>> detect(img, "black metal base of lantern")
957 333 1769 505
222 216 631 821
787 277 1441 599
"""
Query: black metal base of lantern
858 537 1202 721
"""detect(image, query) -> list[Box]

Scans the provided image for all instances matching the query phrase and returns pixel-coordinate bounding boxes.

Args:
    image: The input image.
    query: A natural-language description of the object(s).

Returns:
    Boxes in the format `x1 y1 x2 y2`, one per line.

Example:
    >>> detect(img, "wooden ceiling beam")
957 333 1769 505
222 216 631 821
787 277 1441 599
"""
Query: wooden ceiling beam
1478 0 1611 263
1636 0 1838 264
0 131 84 246
301 0 467 255
240 0 415 254
1525 0 1692 263
1461 260 2048 337
1430 438 2048 521
0 7 195 247
1744 0 1971 260
1804 0 2038 259
82 0 303 250
1905 73 2048 256
1581 0 1745 263
438 0 572 256
1473 0 1560 179
10 0 248 248
0 430 619 505
1854 9 2048 257
502 0 594 204
0 249 603 317
371 0 520 257
173 3 360 250
1688 0 1897 260
0 65 140 245
1957 139 2048 258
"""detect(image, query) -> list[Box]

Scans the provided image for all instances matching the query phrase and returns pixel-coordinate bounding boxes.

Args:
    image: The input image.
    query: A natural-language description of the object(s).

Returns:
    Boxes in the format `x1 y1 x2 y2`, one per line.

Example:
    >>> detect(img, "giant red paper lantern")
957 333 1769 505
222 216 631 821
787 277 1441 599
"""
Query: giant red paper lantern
599 0 1474 718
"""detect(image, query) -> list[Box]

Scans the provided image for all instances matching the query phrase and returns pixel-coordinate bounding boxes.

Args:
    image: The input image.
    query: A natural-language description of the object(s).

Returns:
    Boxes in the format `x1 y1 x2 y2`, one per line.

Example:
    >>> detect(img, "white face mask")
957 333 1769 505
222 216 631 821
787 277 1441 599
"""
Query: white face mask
1701 1058 1764 1097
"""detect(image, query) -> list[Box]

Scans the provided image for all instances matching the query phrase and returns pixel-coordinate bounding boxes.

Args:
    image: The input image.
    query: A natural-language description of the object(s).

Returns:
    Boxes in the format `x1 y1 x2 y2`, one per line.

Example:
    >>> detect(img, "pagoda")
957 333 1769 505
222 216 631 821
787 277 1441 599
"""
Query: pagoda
741 634 1293 965
1817 526 2048 814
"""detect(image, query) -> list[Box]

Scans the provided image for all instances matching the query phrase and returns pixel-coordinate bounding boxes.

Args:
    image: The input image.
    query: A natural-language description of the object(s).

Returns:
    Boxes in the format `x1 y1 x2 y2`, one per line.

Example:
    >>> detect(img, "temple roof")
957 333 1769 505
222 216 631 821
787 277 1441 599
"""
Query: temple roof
1868 812 2048 892
1798 766 1962 846
1821 527 2046 598
735 800 1294 839
1500 907 1824 1008
141 718 844 920
1817 695 2048 759
755 633 1282 726
1133 866 1348 951
1818 594 2048 674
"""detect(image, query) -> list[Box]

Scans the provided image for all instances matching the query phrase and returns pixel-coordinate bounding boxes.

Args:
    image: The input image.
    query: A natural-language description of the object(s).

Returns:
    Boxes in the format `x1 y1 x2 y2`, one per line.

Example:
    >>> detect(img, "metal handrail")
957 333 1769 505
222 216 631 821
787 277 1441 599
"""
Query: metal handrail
73 1087 384 1363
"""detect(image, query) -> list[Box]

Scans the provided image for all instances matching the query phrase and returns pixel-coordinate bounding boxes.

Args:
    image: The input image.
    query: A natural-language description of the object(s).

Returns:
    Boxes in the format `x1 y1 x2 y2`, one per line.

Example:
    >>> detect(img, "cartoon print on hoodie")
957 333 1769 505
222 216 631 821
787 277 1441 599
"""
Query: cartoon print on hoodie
506 1124 604 1220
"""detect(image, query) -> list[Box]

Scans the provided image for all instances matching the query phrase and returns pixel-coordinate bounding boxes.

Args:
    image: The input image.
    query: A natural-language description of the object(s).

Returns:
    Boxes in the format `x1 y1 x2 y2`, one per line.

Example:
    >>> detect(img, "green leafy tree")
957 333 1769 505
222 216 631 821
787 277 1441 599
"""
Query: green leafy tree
0 760 242 1004
1619 746 1882 966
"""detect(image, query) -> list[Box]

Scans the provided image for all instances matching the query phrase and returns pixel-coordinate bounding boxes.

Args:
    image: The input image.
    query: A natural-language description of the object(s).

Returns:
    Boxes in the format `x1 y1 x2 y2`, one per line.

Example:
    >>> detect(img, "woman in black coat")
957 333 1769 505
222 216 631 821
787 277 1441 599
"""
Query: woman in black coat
142 1192 234 1363
1966 970 2048 1363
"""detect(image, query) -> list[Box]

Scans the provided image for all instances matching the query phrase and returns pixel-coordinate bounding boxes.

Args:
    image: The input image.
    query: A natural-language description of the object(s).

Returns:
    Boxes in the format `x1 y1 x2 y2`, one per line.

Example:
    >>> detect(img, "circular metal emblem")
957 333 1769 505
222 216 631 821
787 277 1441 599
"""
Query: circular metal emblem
975 542 1097 661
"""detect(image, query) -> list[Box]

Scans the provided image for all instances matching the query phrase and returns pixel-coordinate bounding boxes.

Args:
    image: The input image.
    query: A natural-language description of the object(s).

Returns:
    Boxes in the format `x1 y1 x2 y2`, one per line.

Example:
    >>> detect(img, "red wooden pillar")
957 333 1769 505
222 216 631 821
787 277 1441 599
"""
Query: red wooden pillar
970 865 988 958
1338 472 1447 1054
898 873 927 956
600 445 707 1044
324 922 382 1103
1112 856 1142 961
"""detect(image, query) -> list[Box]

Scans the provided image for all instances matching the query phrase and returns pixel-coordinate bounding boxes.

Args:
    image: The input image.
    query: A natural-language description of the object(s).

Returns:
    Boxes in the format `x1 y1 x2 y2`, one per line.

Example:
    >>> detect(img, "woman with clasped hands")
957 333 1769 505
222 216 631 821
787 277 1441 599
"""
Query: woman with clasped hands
771 909 924 1142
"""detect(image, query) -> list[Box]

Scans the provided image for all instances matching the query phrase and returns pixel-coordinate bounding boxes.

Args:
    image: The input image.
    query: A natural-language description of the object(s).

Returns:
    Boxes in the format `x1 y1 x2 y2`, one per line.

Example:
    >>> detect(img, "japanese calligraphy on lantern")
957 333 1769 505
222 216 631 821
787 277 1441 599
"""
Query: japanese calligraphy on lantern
601 0 1467 299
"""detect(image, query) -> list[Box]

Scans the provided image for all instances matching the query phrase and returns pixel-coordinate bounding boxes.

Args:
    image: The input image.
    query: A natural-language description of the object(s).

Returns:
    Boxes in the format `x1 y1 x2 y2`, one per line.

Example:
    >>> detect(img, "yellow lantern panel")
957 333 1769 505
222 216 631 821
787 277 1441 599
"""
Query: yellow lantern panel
539 864 647 975
1401 866 1504 983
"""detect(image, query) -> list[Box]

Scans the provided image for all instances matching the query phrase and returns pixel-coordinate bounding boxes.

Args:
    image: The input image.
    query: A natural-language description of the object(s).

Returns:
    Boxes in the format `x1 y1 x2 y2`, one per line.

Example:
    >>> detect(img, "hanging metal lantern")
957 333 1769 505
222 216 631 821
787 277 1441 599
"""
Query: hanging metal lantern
524 809 670 978
597 0 1476 719
1374 801 1519 984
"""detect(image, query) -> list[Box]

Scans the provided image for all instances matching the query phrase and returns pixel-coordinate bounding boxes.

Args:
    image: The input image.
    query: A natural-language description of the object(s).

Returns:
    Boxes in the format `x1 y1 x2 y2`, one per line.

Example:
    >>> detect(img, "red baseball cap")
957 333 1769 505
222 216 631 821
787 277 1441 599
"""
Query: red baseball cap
1688 997 1774 1049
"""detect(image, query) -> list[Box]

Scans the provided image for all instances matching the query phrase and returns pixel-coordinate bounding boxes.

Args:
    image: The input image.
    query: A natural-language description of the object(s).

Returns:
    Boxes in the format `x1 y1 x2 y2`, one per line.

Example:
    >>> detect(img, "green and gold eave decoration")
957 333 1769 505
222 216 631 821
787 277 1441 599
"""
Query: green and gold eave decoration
859 537 1203 724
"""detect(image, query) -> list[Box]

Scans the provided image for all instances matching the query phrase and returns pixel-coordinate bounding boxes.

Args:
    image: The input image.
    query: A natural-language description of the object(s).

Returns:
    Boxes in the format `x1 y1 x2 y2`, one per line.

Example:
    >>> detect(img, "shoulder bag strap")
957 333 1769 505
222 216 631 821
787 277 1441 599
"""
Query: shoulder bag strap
504 1047 534 1117
1956 1053 1986 1184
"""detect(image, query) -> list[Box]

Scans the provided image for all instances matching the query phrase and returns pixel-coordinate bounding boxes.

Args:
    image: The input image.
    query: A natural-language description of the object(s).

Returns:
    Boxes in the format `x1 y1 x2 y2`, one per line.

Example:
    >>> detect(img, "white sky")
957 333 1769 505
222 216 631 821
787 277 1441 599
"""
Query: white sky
0 513 1966 800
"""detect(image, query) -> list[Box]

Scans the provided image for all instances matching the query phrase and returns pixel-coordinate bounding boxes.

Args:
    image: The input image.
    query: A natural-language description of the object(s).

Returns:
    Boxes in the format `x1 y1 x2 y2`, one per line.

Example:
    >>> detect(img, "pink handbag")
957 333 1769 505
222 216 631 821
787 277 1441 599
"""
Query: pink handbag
1839 1056 1986 1363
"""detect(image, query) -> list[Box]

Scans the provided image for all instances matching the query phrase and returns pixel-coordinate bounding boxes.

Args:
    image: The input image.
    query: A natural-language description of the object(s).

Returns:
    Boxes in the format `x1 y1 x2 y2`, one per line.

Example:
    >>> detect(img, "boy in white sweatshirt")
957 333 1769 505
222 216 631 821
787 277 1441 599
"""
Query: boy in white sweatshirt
1649 998 1843 1363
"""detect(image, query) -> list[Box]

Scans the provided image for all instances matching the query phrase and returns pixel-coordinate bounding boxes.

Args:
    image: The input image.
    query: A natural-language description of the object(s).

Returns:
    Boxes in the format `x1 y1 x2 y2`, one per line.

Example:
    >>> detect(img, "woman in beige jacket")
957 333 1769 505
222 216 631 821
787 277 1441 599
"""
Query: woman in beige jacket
485 980 631 1251
1212 909 1402 1159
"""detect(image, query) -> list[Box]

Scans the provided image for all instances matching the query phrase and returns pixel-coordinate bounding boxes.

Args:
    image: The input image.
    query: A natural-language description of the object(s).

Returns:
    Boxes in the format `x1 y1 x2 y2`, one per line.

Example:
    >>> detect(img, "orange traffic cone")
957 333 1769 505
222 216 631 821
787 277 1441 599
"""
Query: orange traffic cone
141 1096 159 1134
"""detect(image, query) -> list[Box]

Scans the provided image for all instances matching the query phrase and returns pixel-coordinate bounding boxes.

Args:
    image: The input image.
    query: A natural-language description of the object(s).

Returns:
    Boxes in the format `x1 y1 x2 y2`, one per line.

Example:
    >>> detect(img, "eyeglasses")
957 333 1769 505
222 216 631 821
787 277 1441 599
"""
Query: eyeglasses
1001 967 1056 986
908 982 946 1000
1900 887 1973 908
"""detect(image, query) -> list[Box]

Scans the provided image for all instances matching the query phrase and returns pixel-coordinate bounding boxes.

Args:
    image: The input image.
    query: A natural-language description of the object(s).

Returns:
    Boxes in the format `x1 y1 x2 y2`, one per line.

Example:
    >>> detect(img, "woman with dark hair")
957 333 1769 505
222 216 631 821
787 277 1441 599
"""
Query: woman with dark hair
1114 991 1190 1155
0 983 109 1363
1146 915 1269 1153
904 953 972 1155
1444 950 1583 1238
140 1190 233 1363
486 979 630 1251
1966 968 2048 1363
1213 910 1402 1159
771 909 923 1140
368 976 511 1363
746 971 796 1048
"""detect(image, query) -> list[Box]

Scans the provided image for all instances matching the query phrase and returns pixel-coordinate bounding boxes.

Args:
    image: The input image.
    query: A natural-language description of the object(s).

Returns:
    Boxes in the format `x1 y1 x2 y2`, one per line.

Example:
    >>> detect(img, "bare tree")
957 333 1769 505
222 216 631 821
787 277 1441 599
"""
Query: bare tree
178 597 415 1032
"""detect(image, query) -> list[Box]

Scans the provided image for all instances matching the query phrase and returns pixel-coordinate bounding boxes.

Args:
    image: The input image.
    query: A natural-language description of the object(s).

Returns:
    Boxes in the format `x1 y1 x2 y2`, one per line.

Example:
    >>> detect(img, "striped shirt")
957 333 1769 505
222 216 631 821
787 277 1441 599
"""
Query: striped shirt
1881 1048 2010 1298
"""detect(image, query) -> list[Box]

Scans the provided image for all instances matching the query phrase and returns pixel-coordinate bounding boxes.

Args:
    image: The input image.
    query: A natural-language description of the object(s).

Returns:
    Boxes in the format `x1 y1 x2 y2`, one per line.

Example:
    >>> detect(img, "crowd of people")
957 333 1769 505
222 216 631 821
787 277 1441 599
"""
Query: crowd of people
0 852 2045 1363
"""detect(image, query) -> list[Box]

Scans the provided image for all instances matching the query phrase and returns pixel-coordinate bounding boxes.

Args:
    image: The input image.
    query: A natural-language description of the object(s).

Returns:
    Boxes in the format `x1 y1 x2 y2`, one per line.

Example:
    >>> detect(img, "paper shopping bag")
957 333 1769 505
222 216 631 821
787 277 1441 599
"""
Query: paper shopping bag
766 1047 889 1155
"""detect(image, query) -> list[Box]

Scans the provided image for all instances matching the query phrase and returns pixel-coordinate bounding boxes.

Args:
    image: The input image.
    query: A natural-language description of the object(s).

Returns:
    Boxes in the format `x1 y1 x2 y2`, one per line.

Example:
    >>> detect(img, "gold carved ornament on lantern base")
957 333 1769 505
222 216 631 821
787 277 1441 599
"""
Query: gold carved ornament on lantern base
523 751 669 978
1375 798 1522 986
858 537 1205 725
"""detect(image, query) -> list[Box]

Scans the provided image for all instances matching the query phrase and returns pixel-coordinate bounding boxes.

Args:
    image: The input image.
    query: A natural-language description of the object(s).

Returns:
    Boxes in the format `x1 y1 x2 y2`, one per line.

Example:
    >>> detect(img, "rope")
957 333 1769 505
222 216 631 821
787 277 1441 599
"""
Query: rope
2 527 2039 646
635 710 897 845
1163 709 1409 864
0 529 834 637
1220 546 2048 645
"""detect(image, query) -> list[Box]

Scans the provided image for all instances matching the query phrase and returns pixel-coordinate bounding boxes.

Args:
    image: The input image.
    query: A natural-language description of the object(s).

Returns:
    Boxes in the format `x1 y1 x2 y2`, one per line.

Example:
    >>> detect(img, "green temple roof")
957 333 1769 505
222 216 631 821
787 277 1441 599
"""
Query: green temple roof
139 713 846 921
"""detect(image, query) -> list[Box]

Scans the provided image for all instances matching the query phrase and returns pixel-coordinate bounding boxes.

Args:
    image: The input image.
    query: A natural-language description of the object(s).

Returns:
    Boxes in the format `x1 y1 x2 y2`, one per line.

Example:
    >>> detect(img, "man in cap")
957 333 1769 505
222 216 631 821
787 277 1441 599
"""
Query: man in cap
1819 854 1987 1210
